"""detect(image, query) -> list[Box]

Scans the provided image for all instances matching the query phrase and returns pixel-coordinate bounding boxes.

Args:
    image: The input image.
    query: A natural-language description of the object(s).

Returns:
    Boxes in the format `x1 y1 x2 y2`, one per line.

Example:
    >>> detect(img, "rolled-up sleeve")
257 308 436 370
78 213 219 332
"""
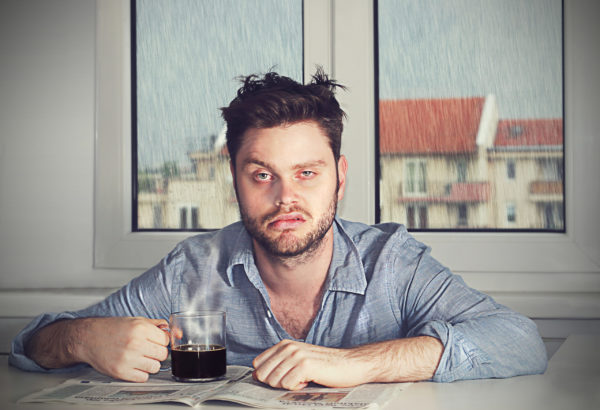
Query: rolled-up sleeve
397 246 548 382
9 246 179 372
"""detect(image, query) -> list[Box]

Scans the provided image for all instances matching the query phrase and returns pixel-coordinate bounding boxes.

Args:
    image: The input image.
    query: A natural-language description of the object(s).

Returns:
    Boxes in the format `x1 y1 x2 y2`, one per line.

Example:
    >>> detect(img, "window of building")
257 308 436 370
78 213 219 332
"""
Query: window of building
543 202 563 230
132 0 303 231
404 160 427 195
407 205 428 229
377 0 563 231
507 203 516 223
457 160 468 183
540 158 563 181
458 204 468 227
507 159 516 179
178 206 201 229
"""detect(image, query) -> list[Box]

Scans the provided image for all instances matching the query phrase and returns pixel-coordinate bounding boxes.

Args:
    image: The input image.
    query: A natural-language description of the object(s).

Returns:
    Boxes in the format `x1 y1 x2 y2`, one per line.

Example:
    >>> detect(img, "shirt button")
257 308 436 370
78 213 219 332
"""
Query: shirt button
266 309 272 318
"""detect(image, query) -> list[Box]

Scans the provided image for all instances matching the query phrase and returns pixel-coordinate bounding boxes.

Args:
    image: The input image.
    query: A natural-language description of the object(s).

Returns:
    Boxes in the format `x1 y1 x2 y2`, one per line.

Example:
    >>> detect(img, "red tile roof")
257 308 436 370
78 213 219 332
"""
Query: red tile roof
379 97 485 154
495 119 563 147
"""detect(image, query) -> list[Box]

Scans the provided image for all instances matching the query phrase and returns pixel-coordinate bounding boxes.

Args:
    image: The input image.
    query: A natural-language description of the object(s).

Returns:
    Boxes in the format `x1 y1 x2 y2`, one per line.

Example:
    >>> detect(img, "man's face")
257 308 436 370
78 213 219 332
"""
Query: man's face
231 121 347 258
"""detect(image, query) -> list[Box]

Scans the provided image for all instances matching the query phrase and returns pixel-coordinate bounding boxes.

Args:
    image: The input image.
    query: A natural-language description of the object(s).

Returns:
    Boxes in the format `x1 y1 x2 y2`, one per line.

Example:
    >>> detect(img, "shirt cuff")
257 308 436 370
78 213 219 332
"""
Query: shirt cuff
9 312 88 373
411 320 492 382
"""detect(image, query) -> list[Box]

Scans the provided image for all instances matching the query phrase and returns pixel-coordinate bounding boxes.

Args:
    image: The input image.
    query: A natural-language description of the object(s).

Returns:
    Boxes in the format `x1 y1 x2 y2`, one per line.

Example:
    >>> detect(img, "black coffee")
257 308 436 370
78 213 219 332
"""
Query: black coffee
171 344 226 380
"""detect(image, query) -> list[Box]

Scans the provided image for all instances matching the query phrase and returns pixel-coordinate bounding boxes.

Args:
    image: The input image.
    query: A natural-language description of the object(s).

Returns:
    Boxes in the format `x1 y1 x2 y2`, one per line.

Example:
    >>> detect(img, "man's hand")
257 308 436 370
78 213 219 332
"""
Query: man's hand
26 317 170 382
252 336 444 391
252 340 367 390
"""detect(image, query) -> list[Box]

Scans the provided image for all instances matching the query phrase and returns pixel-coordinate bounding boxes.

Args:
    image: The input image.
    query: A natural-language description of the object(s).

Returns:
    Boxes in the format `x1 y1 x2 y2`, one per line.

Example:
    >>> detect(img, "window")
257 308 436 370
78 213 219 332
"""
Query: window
179 208 188 230
178 206 200 229
507 160 516 179
377 0 563 231
95 0 600 311
543 203 563 230
540 158 563 181
457 160 467 183
404 160 427 195
507 203 516 224
132 0 302 231
458 204 468 227
407 205 428 229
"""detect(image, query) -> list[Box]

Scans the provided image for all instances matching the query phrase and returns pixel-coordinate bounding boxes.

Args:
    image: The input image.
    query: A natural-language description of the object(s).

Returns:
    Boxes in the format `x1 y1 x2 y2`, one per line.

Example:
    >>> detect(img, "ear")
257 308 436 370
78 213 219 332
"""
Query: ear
336 155 348 201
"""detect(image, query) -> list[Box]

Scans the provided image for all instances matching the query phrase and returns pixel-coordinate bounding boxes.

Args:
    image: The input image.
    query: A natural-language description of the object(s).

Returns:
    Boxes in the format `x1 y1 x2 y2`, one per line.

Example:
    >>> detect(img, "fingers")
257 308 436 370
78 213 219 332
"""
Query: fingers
253 340 312 390
136 355 163 375
144 318 171 346
83 317 170 382
144 339 169 362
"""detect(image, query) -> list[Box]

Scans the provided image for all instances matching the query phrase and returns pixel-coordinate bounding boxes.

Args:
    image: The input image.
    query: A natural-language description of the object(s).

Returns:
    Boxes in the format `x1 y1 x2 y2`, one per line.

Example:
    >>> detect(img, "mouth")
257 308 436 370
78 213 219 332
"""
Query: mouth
267 212 306 231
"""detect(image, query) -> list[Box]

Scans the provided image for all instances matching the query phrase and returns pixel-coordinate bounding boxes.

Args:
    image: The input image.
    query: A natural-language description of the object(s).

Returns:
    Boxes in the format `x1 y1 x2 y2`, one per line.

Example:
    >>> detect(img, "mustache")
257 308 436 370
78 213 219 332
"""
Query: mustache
262 206 312 224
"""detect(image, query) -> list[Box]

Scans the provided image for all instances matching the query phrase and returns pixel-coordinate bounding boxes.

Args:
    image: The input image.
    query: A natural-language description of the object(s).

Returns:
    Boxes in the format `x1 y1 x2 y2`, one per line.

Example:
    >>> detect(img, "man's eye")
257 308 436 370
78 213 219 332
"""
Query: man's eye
256 172 270 181
301 170 314 178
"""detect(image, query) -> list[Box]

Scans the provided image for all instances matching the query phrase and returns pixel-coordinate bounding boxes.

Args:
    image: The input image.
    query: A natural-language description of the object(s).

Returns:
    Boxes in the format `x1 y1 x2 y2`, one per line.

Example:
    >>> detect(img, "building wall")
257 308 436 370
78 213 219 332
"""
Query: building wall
489 151 564 229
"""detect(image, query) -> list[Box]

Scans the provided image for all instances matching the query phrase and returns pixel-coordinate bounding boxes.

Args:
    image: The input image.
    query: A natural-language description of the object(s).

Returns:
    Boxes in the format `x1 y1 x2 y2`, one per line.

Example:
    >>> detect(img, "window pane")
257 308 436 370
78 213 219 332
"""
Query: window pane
134 0 303 230
377 0 564 231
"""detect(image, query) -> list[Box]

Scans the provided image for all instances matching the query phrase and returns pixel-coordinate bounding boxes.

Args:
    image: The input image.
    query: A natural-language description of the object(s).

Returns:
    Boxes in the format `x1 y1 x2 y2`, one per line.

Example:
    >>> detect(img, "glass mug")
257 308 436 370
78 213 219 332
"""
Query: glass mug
166 311 227 382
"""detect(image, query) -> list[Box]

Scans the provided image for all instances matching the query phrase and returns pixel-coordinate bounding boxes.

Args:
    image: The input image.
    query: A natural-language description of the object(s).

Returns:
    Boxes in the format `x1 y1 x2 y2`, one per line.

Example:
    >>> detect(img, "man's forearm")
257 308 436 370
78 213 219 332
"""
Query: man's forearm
348 336 444 383
24 319 86 369
252 335 444 390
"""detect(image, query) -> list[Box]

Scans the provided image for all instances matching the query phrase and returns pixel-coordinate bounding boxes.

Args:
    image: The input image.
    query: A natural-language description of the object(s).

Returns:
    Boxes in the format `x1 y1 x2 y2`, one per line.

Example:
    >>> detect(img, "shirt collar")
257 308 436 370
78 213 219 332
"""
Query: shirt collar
225 218 367 295
327 217 368 295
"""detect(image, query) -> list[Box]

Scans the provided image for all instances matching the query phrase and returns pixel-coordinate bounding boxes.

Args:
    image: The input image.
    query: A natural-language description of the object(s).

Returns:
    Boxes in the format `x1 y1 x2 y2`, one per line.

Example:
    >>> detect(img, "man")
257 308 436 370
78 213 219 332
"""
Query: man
10 70 547 390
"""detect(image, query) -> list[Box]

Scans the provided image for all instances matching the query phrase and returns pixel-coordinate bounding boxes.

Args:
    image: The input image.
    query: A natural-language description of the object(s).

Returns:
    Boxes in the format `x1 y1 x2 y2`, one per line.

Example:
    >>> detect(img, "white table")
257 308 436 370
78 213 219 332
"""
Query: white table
1 335 599 409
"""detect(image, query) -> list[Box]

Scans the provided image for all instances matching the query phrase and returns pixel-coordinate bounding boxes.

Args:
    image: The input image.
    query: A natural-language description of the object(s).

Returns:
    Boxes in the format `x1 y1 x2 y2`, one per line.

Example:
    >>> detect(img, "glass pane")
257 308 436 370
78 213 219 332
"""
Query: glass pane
377 0 564 231
134 0 303 230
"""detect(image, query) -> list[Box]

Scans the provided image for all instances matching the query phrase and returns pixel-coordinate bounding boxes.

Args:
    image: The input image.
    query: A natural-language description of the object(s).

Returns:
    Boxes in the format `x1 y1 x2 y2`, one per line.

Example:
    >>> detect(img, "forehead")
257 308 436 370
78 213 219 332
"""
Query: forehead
237 121 334 167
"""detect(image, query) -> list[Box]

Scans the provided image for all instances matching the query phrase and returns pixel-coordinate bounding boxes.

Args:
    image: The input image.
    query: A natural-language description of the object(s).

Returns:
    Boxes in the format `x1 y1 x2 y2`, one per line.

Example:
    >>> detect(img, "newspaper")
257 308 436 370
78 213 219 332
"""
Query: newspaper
19 366 409 409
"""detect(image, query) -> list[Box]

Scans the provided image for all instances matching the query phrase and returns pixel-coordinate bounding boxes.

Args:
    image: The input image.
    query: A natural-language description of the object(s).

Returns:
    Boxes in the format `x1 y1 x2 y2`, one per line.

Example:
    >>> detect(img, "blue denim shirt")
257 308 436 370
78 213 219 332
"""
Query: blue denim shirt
10 218 547 382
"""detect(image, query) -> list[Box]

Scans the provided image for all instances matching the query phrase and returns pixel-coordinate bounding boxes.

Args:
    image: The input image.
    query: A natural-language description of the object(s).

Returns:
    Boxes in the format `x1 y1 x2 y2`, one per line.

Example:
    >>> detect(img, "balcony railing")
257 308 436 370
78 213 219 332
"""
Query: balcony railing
530 180 563 195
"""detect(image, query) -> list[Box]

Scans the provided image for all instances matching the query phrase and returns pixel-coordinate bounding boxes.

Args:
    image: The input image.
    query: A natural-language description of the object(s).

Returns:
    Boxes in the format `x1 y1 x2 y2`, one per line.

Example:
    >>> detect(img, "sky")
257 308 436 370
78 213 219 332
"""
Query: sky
378 0 563 119
136 0 302 169
136 0 562 169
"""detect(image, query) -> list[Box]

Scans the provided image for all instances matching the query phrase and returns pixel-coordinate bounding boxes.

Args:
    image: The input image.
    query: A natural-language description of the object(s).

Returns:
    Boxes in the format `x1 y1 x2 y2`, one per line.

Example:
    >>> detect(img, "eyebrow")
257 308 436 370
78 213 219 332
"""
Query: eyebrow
242 157 328 171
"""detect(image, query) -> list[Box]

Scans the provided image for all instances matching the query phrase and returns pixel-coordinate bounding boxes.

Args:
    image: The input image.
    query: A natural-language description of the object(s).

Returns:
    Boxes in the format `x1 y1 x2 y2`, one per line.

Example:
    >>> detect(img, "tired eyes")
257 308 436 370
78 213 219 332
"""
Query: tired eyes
252 170 316 182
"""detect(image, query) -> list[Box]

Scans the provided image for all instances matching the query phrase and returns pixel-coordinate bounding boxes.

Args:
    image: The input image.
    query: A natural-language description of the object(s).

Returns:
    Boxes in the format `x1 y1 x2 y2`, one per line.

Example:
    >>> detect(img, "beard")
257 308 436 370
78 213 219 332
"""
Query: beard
238 191 338 259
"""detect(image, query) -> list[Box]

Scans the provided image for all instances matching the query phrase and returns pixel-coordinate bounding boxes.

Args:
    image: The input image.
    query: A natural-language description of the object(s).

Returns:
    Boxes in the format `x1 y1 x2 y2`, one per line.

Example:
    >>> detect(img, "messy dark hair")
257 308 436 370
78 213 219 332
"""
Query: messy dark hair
220 67 346 165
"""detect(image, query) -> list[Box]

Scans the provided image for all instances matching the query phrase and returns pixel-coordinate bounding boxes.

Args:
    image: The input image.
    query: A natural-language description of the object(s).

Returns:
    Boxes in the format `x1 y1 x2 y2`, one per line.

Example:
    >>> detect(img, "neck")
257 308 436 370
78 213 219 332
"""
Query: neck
253 228 334 298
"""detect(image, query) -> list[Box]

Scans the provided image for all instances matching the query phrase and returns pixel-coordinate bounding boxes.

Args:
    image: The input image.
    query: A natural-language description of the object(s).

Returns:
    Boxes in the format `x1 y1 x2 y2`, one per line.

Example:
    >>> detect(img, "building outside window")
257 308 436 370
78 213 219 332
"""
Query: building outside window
129 0 563 234
377 0 563 231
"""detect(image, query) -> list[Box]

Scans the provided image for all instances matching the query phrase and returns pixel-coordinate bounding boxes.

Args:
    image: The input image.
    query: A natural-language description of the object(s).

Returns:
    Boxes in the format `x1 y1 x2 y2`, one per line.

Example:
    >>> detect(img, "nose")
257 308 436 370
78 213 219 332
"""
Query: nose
275 178 298 206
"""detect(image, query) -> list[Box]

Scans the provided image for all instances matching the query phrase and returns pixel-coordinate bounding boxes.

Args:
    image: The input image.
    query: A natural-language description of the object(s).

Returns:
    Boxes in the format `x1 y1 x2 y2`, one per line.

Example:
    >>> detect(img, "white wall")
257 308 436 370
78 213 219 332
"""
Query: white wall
0 0 599 356
0 0 142 289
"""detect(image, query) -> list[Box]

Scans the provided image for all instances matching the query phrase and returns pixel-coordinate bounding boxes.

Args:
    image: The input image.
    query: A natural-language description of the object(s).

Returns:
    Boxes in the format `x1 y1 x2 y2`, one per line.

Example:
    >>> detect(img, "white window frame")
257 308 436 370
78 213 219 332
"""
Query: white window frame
95 0 600 311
